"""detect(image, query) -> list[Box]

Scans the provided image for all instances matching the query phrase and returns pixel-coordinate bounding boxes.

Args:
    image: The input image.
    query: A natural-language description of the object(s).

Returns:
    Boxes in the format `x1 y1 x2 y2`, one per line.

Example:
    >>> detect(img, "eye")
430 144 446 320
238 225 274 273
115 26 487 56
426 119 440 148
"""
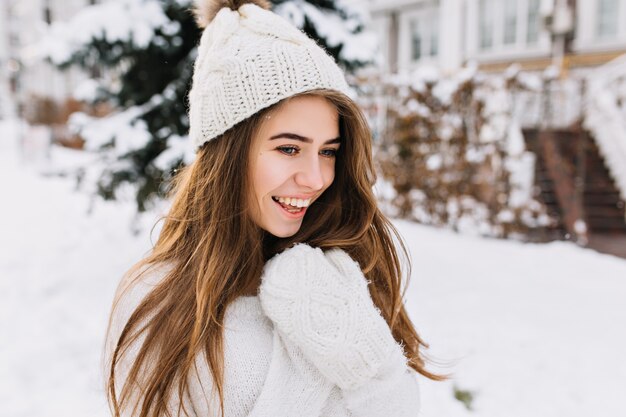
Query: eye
276 146 299 156
320 148 338 158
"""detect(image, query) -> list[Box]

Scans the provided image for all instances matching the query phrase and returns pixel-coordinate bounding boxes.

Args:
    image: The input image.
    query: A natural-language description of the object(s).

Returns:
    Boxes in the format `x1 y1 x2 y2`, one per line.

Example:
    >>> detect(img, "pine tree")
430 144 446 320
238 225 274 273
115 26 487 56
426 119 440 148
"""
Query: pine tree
45 0 376 211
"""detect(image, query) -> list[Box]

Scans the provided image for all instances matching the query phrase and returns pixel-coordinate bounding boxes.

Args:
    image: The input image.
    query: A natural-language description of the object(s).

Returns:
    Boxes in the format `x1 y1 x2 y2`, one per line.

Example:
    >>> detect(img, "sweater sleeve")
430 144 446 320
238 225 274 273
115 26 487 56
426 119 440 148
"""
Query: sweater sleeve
187 306 336 417
104 264 199 417
245 331 336 417
340 362 421 417
105 265 337 417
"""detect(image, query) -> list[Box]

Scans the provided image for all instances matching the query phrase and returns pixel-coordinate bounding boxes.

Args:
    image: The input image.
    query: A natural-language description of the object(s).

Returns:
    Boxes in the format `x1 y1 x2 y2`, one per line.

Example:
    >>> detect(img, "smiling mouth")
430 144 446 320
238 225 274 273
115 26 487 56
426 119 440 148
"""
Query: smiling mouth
271 196 310 214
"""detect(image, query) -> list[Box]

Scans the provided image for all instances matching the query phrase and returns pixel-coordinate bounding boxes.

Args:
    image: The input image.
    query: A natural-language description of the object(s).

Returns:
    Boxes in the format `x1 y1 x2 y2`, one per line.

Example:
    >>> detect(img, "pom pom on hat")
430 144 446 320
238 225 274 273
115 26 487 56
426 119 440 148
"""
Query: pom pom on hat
193 0 271 28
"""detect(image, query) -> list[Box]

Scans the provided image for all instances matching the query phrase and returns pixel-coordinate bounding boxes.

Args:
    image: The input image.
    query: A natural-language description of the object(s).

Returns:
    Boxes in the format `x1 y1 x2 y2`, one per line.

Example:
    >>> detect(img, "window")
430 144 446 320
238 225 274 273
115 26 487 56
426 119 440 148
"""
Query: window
504 0 517 44
479 0 494 49
477 0 543 51
596 0 619 38
411 20 423 60
408 10 439 62
527 0 540 44
430 15 439 56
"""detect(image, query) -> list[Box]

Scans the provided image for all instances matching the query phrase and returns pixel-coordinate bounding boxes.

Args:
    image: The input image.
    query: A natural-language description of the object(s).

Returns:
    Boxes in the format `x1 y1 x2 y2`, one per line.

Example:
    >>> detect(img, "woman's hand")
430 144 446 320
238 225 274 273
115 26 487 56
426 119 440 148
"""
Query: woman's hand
259 244 407 390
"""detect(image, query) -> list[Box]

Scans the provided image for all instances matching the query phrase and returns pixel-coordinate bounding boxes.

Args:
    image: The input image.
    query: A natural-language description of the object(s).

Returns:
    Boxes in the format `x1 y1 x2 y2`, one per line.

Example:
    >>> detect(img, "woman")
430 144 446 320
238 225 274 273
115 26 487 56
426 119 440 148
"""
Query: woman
105 1 444 416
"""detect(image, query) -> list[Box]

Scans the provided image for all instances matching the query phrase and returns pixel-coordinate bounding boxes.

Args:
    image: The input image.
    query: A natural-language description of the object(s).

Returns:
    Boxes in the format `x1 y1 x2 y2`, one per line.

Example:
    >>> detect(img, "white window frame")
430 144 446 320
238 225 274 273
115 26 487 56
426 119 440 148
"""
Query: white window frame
595 0 620 39
398 5 440 70
466 0 551 62
371 13 392 72
573 0 626 53
503 0 519 45
525 0 542 45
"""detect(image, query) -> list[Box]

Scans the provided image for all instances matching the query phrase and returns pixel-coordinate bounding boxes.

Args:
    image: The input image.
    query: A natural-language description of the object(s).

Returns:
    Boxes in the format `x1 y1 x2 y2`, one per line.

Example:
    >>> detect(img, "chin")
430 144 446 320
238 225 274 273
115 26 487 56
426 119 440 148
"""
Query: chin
265 224 302 238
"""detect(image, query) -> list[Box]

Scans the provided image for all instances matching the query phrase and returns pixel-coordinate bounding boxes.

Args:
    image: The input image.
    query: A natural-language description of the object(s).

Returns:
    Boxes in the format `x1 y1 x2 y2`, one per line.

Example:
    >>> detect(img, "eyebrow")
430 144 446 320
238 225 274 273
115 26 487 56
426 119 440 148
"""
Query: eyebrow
269 132 341 145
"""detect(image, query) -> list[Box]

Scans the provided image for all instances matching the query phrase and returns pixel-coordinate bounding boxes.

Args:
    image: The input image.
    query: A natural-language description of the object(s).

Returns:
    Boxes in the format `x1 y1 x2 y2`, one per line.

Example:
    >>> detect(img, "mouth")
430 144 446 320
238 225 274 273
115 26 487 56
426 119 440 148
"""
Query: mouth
271 196 311 217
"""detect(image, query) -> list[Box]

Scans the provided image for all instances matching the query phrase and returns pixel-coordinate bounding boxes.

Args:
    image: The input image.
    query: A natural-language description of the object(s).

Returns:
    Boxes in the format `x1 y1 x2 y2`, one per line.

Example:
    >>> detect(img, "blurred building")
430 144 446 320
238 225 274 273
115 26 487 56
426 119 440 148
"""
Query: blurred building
0 0 100 119
0 1 15 118
366 0 626 252
367 0 626 73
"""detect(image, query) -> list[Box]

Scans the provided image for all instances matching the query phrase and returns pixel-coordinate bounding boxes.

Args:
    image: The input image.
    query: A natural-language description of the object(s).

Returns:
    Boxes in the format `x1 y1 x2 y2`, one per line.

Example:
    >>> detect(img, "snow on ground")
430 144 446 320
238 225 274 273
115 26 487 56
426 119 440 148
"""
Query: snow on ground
404 223 626 417
0 120 160 417
1 119 625 417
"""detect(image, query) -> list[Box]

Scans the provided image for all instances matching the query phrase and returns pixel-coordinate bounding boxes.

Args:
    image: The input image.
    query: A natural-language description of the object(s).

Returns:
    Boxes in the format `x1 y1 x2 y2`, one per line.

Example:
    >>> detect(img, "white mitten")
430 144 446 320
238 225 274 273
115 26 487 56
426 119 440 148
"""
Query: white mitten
259 244 407 390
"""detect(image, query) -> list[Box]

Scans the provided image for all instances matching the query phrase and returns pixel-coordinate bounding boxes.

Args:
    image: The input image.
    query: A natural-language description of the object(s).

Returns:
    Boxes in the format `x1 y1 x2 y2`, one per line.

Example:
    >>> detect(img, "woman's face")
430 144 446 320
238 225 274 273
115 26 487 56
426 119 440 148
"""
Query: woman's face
249 95 340 238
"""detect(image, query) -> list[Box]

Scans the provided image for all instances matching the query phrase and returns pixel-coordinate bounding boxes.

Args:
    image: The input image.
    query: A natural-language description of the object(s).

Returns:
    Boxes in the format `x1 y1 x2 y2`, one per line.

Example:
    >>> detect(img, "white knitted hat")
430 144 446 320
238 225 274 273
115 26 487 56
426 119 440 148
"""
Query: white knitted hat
189 0 351 150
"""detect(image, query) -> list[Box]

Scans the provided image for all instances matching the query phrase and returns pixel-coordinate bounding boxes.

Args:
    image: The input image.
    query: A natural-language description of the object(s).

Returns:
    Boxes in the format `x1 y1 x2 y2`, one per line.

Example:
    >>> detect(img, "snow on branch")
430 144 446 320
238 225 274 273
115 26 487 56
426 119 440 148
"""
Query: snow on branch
275 0 377 64
38 0 186 65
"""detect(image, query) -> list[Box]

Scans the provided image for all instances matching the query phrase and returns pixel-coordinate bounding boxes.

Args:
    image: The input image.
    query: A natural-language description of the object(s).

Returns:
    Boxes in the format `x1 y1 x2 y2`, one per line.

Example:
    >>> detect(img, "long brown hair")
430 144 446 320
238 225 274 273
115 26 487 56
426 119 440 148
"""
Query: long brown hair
106 89 445 417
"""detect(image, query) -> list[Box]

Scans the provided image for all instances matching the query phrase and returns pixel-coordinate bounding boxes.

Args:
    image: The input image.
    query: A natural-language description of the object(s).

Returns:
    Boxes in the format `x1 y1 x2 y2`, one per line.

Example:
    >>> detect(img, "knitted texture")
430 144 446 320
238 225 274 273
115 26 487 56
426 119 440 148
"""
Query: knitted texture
258 244 408 390
188 4 351 150
106 261 420 416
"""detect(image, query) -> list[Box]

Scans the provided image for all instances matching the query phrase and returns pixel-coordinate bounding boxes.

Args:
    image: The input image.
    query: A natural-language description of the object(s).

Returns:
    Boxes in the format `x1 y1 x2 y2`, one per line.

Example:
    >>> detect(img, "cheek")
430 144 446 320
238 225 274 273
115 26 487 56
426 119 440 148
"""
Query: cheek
323 161 336 188
253 154 286 197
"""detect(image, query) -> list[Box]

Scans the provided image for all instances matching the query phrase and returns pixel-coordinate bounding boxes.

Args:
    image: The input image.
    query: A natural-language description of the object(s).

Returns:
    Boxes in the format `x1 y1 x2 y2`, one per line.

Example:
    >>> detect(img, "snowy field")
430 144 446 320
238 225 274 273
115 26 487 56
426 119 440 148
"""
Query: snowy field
1 119 625 417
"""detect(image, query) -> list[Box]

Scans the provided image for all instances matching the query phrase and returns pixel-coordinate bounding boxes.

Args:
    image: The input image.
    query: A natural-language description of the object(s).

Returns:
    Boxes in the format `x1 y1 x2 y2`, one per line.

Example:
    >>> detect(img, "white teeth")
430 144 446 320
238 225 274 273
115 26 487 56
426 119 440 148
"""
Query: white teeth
276 197 311 207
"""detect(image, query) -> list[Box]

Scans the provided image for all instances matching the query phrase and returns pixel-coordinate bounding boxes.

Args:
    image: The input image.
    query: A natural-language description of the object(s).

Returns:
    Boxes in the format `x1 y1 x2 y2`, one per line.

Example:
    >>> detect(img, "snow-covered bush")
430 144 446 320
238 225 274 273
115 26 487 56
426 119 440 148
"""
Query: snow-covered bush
367 65 551 238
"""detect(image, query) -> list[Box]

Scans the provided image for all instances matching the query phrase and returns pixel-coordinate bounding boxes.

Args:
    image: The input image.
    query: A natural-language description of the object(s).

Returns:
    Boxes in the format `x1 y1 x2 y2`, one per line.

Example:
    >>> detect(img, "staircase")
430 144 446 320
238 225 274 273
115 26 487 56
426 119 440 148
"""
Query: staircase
523 126 626 243
584 138 626 233
523 128 567 240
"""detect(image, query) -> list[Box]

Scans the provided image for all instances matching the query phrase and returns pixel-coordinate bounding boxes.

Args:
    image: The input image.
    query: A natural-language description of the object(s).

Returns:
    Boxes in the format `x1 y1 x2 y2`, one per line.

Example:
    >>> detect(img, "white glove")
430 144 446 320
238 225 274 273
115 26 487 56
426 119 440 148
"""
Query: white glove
259 244 407 390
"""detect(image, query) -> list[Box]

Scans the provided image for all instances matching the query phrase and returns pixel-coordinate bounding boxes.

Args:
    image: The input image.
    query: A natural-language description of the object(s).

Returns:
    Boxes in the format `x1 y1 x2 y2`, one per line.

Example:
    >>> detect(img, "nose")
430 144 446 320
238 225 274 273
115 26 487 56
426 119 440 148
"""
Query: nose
295 154 326 191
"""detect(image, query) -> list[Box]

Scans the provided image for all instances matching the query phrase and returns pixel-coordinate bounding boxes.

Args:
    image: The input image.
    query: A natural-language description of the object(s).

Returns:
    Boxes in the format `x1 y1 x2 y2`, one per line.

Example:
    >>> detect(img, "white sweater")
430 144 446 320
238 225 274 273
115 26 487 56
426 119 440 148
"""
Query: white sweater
107 248 421 417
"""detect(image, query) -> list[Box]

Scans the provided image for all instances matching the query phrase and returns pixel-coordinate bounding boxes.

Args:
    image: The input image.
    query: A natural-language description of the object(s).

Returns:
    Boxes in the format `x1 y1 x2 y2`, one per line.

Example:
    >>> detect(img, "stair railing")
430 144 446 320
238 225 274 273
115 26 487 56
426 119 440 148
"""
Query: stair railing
583 54 626 205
